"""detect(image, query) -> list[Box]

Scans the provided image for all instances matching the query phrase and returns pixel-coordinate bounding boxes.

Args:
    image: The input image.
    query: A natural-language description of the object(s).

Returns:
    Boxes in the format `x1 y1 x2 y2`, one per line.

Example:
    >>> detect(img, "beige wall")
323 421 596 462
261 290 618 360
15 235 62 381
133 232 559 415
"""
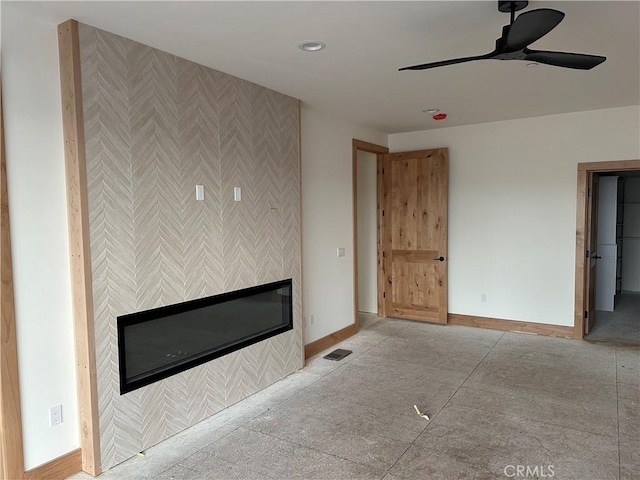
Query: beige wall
79 24 303 469
357 151 378 314
3 6 80 469
390 106 640 326
301 108 387 344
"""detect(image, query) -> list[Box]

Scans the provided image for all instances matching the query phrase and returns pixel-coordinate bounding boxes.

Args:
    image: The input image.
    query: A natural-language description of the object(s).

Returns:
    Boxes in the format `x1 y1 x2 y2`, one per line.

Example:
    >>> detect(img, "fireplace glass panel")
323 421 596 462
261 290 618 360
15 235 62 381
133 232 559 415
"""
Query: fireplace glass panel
118 279 292 393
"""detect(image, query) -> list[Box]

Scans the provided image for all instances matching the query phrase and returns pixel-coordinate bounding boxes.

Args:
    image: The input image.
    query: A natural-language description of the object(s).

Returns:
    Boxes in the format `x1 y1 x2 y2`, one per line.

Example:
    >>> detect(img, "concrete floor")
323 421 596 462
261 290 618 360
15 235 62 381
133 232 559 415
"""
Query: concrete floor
588 293 640 347
68 314 639 480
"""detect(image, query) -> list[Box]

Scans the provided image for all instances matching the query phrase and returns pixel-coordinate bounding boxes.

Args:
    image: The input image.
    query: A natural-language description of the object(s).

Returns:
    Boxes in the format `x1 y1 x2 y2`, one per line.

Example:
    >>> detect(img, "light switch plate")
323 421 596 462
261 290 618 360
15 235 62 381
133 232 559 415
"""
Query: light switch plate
337 247 345 258
234 187 242 202
195 185 204 201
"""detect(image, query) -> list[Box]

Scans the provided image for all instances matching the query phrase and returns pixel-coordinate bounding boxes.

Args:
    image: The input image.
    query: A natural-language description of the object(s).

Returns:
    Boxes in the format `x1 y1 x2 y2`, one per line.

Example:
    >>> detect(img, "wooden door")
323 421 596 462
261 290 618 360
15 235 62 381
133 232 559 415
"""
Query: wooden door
585 173 599 334
381 148 448 323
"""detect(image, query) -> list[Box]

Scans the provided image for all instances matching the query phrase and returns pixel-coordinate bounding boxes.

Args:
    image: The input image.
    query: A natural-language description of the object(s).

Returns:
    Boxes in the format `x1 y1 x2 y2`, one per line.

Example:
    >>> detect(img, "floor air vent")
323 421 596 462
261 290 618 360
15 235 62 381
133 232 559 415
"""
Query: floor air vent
323 349 352 361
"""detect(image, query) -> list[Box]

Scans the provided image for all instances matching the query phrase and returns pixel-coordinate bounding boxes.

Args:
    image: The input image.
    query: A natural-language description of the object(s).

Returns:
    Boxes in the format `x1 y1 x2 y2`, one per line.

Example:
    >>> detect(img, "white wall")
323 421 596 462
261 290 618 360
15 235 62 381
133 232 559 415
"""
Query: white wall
357 151 378 314
622 177 640 292
2 4 80 469
390 106 640 326
301 107 387 343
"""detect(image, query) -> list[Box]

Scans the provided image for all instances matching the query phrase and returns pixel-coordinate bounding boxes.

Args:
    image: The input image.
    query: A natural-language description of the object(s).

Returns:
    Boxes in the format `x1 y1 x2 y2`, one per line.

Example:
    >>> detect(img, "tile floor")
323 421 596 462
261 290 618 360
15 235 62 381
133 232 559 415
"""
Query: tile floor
68 314 639 480
588 293 640 347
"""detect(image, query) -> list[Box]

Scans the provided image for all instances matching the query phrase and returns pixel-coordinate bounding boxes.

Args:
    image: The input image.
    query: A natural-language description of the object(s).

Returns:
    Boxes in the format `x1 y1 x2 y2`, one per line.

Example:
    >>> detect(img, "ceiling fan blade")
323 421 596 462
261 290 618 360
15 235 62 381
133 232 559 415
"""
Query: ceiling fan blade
506 8 565 51
525 49 606 70
399 53 493 71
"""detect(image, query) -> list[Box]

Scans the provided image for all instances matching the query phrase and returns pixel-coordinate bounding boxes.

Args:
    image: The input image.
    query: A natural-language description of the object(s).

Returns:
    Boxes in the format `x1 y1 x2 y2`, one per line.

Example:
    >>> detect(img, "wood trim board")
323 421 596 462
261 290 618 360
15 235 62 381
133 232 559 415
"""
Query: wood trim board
24 449 82 480
448 314 573 338
352 143 358 328
304 323 359 359
352 139 389 155
574 170 588 339
307 312 573 362
578 160 640 171
57 19 101 476
376 154 386 317
298 100 305 370
0 72 27 480
381 153 391 318
380 153 392 318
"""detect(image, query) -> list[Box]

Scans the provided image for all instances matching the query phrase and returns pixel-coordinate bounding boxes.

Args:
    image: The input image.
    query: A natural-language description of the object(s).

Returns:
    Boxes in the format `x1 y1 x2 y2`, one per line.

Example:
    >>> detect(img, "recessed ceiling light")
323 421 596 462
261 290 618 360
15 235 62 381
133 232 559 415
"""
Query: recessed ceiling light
422 108 440 115
526 62 540 67
299 42 326 52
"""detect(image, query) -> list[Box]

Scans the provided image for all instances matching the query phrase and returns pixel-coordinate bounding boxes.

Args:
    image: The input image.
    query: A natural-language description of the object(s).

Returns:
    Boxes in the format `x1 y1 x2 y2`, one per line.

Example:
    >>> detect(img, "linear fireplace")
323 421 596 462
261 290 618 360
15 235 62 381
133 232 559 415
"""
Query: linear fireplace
117 279 293 394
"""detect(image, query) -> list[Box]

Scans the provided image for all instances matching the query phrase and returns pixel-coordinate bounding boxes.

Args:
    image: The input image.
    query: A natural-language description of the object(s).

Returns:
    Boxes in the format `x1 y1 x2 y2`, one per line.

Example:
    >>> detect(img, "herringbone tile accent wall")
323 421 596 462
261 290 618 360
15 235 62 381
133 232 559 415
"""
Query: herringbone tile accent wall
79 24 302 469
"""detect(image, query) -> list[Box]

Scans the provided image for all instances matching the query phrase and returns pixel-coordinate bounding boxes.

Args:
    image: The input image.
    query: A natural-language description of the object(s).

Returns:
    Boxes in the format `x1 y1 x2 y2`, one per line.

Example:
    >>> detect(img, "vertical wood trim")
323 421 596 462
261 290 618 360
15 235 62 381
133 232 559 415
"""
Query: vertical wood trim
382 153 392 316
574 170 587 339
0 76 27 480
584 172 598 334
376 154 385 317
439 149 449 324
352 142 359 327
297 99 305 365
57 19 101 475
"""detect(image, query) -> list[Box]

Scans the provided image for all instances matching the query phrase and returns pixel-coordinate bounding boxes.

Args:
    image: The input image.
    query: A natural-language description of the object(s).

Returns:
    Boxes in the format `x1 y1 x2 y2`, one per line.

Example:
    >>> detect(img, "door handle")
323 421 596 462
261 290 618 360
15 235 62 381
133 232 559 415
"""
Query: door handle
433 256 445 262
593 255 602 259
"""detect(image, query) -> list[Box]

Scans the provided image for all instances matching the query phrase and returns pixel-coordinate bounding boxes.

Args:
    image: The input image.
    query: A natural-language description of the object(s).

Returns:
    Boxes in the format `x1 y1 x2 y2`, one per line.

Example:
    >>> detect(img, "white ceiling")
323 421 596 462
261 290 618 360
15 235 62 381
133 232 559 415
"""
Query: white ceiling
5 1 640 133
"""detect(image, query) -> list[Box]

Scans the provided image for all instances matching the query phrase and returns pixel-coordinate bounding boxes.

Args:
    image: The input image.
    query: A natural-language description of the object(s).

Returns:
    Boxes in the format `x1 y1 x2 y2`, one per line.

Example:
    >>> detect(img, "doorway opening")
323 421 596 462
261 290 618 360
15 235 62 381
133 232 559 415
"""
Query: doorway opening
353 145 450 326
588 171 640 346
352 140 388 327
574 160 640 344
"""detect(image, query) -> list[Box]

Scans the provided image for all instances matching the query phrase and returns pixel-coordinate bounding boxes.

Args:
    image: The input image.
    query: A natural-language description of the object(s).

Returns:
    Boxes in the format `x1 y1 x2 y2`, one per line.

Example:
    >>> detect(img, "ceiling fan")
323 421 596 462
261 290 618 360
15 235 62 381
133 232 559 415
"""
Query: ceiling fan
400 1 606 71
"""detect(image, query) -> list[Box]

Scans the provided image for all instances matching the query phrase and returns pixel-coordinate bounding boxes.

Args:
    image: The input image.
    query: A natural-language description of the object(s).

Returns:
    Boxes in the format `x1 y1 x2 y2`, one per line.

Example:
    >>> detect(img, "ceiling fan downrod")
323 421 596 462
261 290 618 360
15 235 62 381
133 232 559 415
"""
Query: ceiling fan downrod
498 1 528 24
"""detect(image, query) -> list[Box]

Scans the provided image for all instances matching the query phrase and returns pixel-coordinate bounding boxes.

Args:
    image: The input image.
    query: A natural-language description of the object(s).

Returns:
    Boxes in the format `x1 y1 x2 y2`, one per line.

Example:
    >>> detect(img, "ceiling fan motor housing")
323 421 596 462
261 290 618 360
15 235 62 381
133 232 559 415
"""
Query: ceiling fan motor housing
498 1 529 13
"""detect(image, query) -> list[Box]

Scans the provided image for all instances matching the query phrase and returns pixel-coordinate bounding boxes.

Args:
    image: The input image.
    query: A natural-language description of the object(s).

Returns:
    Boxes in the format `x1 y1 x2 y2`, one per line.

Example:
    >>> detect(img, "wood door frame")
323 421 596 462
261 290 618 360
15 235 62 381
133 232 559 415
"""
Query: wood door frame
574 159 640 339
352 139 388 326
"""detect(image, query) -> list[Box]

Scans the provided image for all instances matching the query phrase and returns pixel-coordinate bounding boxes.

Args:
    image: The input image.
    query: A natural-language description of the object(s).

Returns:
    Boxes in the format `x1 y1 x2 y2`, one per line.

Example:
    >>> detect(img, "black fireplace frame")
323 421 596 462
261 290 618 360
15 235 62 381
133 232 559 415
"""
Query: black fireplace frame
117 279 293 394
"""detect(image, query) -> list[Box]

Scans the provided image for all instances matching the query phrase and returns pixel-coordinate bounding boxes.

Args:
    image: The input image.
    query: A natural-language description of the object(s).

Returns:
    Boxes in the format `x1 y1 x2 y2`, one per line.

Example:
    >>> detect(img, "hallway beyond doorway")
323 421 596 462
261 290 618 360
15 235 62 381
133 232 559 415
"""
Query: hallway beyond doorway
588 293 640 346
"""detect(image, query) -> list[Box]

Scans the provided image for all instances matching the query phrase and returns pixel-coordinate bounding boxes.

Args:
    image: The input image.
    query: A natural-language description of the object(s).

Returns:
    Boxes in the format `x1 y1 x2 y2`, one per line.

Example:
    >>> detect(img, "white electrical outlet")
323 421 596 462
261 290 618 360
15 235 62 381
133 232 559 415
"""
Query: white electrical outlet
337 247 345 258
49 404 62 427
481 293 487 303
309 314 315 326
